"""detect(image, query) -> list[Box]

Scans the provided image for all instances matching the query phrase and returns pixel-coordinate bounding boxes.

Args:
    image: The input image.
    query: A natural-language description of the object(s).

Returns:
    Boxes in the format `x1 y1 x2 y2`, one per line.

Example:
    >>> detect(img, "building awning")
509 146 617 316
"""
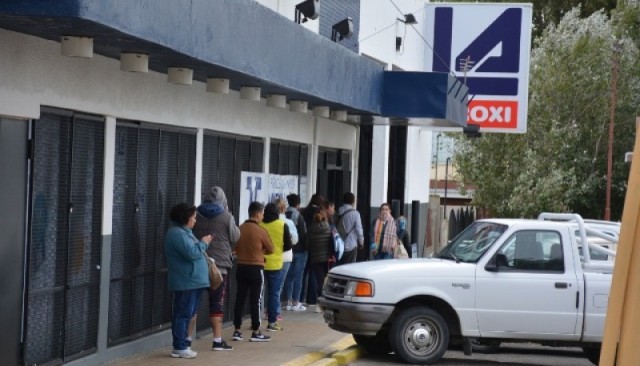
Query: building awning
0 0 468 127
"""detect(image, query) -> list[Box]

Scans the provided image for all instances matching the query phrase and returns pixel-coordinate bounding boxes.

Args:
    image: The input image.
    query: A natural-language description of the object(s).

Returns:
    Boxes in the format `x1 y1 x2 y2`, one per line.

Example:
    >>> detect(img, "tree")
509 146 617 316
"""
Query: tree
437 0 617 40
454 6 640 219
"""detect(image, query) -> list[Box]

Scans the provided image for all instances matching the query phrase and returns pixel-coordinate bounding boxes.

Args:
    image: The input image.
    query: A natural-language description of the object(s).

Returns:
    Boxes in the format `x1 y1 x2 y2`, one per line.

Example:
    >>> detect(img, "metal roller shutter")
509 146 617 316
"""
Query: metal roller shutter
109 122 195 346
25 109 104 365
198 131 264 330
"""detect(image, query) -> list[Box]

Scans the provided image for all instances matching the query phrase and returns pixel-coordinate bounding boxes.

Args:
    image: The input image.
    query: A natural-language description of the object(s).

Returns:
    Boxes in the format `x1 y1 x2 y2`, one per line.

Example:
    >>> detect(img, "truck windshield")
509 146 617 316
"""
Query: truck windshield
435 222 508 263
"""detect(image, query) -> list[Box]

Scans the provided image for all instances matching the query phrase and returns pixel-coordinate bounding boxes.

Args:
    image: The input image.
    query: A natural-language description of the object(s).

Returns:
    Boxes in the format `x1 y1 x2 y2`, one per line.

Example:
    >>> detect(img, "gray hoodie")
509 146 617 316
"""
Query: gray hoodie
192 186 240 273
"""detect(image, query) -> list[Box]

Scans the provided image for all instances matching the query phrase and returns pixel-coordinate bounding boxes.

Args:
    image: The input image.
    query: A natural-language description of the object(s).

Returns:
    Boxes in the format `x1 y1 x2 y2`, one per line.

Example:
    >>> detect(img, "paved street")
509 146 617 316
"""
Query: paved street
352 343 594 366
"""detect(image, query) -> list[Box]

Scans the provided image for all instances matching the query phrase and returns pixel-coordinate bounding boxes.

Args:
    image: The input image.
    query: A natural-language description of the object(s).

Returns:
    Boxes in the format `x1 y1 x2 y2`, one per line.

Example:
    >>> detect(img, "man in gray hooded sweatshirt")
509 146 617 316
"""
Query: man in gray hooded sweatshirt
193 186 241 351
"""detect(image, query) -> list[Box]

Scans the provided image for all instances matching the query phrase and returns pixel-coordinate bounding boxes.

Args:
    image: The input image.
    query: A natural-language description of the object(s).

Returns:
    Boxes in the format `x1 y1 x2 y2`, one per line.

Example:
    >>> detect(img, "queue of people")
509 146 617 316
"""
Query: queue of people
164 189 410 358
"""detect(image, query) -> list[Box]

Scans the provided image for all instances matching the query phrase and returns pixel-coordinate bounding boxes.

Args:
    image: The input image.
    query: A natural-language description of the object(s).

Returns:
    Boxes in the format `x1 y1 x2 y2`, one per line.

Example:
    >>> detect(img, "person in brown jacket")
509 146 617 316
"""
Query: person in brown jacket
232 201 274 342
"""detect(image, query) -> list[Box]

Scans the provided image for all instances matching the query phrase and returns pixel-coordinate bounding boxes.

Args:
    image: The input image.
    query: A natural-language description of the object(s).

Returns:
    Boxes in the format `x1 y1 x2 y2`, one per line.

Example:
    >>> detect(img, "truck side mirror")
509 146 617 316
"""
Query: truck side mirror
485 253 508 272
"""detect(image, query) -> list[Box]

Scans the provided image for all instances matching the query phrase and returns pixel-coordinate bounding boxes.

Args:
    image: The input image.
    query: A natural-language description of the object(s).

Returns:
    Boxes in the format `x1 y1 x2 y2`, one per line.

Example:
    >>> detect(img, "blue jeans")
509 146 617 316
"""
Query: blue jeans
284 251 308 303
171 288 204 351
264 269 284 323
279 261 291 293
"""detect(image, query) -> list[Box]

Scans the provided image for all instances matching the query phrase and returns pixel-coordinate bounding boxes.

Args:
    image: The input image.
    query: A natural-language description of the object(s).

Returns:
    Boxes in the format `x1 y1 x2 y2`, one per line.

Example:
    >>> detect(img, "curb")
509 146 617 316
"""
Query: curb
331 345 362 365
282 335 356 366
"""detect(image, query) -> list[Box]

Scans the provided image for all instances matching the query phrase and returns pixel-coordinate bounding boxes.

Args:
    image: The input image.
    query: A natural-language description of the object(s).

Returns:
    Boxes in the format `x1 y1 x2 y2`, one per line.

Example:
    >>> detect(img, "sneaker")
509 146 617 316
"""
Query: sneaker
212 340 233 351
314 305 322 313
171 349 197 359
285 304 292 311
291 303 306 311
266 322 284 331
250 332 271 342
232 330 243 341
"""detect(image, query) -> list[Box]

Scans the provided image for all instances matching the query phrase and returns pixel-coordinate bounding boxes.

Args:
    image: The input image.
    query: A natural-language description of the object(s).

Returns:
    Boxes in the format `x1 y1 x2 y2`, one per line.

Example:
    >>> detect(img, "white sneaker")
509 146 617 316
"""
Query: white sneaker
314 305 322 313
285 304 292 311
171 349 197 359
291 303 306 311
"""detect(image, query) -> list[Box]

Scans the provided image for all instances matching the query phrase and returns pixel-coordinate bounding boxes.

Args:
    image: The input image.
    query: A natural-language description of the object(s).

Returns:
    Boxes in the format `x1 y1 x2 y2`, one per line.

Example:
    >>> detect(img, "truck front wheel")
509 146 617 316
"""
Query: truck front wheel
390 306 449 364
353 333 391 355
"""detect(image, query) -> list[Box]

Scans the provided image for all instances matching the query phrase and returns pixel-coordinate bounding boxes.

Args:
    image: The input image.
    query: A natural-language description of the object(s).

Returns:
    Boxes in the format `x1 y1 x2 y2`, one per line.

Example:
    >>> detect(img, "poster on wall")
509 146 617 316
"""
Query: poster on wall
239 172 299 223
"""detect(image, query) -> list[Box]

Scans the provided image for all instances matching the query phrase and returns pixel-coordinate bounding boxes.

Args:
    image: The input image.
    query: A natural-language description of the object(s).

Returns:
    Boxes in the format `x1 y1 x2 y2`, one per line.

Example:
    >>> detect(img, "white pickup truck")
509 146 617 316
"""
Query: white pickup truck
318 213 618 365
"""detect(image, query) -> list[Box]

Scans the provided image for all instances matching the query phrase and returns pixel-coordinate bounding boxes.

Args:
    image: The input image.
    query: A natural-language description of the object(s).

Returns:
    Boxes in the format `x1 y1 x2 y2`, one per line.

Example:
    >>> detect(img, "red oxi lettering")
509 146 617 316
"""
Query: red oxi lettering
467 100 518 129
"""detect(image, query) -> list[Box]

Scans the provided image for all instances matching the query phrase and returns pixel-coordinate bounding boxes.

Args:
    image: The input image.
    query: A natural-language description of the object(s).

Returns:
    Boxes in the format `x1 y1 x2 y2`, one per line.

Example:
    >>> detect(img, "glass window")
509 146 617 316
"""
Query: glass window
435 222 508 263
495 230 564 272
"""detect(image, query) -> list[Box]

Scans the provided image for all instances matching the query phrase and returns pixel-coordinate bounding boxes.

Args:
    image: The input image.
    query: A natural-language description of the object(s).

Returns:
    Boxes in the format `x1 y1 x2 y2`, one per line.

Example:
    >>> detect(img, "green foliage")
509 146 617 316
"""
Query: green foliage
433 0 617 40
453 5 640 220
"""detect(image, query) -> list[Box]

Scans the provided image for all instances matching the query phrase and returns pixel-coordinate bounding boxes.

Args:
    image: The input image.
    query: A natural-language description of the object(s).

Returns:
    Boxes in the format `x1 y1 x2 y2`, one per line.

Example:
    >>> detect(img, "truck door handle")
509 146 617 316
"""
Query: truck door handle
555 282 568 289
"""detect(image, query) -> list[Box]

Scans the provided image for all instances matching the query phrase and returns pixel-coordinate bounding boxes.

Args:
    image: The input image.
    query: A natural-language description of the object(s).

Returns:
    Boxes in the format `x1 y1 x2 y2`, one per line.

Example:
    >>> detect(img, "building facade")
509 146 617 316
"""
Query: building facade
0 1 466 364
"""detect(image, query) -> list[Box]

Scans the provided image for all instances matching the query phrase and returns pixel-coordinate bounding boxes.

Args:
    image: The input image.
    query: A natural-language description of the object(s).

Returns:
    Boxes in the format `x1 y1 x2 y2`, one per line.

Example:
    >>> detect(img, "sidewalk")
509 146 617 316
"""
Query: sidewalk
109 310 356 366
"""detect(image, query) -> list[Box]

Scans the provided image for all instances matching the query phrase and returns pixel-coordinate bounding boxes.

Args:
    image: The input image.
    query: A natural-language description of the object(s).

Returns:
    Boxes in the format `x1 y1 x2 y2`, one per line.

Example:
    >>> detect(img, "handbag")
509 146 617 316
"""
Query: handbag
393 238 409 259
330 225 345 261
204 251 223 290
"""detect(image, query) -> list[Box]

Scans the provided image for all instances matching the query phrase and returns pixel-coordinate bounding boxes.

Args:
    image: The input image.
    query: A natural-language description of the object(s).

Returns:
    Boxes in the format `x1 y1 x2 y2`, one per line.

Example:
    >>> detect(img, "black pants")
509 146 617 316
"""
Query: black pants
338 248 357 265
309 261 329 301
233 264 264 331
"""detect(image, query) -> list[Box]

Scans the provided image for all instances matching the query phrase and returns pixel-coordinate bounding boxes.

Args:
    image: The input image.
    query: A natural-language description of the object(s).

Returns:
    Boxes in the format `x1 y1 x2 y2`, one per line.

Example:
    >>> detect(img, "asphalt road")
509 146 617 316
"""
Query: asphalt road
352 343 594 366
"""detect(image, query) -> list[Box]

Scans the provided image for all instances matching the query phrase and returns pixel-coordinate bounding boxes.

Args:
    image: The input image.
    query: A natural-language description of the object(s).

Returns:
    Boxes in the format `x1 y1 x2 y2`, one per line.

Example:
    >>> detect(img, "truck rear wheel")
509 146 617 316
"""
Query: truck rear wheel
582 345 601 365
353 333 391 355
390 306 449 364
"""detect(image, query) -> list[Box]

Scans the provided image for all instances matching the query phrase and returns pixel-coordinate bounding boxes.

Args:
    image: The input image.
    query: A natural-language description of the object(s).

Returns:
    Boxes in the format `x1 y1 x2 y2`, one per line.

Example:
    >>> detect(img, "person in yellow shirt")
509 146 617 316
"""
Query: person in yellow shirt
259 203 292 331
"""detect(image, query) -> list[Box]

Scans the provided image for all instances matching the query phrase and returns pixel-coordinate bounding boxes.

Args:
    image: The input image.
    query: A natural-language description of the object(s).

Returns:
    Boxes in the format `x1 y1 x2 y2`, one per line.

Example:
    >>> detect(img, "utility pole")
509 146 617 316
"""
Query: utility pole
605 41 622 221
444 157 451 219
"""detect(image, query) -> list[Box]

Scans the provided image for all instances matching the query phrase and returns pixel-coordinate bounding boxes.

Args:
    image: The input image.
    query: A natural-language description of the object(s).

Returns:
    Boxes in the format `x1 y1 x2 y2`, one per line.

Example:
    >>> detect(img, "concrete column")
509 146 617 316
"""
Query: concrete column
97 116 116 353
370 124 390 207
194 128 203 205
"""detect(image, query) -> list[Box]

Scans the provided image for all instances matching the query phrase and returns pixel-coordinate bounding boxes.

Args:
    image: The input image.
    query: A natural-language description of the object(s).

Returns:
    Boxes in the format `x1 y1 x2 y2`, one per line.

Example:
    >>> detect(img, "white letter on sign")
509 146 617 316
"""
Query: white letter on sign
489 107 504 122
470 106 488 123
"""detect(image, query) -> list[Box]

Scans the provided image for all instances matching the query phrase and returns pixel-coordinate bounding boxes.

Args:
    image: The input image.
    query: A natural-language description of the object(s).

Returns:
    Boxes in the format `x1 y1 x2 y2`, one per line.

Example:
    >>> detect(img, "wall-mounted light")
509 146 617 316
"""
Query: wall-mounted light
402 13 417 25
206 78 230 94
295 0 319 24
167 67 193 85
120 53 148 72
331 17 353 42
240 87 261 102
396 13 418 52
61 36 93 58
395 14 417 52
289 100 308 114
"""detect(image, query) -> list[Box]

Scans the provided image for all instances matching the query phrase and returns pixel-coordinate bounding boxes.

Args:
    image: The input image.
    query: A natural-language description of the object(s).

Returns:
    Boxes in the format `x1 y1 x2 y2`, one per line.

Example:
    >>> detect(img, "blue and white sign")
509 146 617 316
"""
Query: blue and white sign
239 172 299 223
425 3 532 133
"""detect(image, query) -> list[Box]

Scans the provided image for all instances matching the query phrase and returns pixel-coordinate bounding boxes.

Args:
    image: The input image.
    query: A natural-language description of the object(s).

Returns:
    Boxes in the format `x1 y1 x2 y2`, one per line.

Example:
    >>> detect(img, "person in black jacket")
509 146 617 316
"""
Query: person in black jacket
303 194 332 313
283 194 308 311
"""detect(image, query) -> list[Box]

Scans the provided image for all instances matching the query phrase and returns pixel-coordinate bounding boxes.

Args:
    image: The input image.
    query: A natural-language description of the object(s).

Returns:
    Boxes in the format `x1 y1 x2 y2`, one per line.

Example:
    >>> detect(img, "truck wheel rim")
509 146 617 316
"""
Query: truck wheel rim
403 318 439 355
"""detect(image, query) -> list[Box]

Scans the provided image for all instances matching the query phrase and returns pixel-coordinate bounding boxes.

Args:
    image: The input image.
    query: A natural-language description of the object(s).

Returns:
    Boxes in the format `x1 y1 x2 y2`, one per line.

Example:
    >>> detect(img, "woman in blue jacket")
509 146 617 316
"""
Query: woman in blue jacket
164 203 212 359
